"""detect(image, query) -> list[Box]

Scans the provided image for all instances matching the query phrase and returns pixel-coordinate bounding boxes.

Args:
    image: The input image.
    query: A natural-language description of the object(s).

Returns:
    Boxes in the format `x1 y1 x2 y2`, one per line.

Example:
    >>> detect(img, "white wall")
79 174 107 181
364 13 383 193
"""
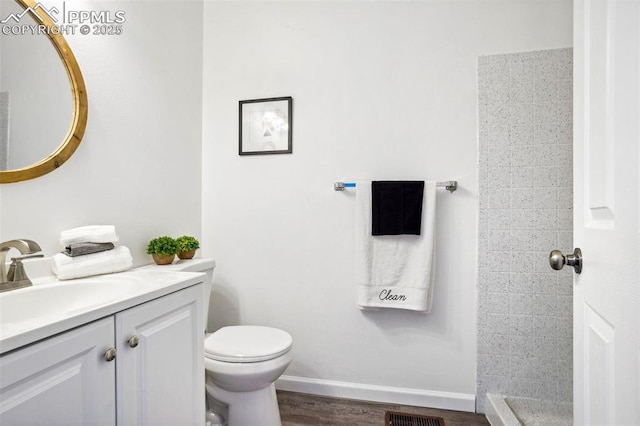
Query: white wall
202 0 572 407
0 0 204 264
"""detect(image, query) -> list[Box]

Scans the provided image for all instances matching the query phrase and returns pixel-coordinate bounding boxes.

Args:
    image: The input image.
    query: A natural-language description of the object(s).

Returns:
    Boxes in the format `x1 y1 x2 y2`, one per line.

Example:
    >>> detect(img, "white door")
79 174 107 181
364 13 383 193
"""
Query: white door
0 318 116 426
573 0 640 425
115 285 204 426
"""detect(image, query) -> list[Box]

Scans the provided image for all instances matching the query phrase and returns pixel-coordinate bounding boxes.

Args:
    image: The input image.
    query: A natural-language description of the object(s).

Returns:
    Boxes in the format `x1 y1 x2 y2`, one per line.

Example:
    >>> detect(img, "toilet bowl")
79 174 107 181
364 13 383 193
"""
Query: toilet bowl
205 326 293 425
142 259 293 426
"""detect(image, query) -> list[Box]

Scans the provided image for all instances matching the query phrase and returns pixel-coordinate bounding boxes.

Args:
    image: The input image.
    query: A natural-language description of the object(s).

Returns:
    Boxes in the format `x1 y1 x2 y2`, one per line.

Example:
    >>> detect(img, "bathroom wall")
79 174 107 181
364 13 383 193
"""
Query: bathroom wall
476 49 574 412
0 0 204 262
202 0 572 408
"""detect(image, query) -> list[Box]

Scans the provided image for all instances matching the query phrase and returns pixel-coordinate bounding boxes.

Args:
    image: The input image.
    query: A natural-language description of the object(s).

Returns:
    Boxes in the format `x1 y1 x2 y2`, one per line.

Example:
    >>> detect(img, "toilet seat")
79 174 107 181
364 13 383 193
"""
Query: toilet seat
205 325 293 363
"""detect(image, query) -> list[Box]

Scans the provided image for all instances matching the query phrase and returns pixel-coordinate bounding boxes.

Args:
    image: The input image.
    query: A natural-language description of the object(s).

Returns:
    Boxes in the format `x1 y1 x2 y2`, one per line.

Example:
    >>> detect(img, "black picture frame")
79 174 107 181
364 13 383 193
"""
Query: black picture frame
239 96 293 155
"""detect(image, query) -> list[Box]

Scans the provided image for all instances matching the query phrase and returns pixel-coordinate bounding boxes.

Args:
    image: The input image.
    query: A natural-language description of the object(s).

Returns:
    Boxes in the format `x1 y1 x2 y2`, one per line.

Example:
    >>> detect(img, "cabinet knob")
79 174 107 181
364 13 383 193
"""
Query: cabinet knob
128 335 139 348
104 347 117 362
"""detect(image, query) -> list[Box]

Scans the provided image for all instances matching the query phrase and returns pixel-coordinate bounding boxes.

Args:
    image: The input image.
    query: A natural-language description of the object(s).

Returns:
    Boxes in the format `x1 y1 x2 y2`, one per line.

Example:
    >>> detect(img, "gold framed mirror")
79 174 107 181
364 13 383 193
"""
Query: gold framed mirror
0 0 88 184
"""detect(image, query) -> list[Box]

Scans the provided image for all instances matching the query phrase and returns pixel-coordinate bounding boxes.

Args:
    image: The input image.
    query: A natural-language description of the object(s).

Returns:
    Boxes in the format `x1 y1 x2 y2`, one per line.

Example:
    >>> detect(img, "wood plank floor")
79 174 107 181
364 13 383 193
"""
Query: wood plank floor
277 391 490 426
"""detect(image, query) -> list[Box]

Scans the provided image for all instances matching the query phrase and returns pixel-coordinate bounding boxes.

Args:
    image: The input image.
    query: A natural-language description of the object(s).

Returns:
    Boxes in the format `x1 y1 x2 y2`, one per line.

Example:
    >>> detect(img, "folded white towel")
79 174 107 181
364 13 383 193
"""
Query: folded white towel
355 181 437 312
51 246 133 280
59 225 119 246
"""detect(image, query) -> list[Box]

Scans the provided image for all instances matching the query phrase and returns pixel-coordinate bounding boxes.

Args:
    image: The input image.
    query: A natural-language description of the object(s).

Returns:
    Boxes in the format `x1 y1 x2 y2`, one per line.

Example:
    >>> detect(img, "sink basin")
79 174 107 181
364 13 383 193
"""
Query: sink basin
1 275 152 326
0 268 205 354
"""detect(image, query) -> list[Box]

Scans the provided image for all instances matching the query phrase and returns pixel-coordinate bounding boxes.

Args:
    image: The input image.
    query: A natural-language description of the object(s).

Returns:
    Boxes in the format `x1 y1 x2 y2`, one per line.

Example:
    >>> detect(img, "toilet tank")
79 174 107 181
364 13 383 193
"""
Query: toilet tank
139 258 216 333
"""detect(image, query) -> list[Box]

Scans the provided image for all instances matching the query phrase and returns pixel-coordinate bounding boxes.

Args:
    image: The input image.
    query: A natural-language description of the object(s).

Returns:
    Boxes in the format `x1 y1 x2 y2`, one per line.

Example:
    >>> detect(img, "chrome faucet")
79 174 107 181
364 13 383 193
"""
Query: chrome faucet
0 239 44 292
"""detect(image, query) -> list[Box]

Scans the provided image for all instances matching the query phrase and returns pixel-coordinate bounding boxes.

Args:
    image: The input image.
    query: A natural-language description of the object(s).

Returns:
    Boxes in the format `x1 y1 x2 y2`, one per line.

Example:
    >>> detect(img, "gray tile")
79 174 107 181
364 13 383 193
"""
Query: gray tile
510 81 534 103
487 102 511 125
511 209 535 230
510 103 534 125
534 186 558 209
533 230 557 251
479 353 511 376
487 314 512 335
557 187 572 209
533 58 557 82
533 250 553 273
558 231 573 252
511 145 535 166
511 166 535 188
511 125 534 145
533 273 558 295
534 123 559 144
487 292 511 314
533 315 557 337
511 188 534 209
557 317 572 339
487 125 510 146
534 79 557 103
534 166 558 187
483 272 511 293
533 294 557 316
558 100 573 124
510 273 535 294
557 273 573 295
534 144 558 167
557 79 572 101
489 188 511 209
557 145 573 166
557 209 573 230
488 166 510 188
557 295 573 317
510 59 534 82
532 336 557 359
510 230 533 251
557 338 573 360
510 251 534 273
489 144 511 167
488 251 512 272
510 335 534 356
510 293 534 315
488 209 511 230
557 121 572 144
534 102 559 125
511 315 533 336
533 209 557 230
489 230 511 251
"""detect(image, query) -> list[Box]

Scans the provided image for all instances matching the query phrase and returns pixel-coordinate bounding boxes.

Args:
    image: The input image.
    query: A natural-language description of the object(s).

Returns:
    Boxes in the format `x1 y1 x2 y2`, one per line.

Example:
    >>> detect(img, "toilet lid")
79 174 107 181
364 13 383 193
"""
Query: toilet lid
204 326 293 363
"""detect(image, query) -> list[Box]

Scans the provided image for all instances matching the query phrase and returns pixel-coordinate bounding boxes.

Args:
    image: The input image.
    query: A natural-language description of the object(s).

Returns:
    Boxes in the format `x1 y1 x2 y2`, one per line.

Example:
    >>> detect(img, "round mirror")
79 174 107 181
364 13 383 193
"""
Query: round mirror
0 0 87 183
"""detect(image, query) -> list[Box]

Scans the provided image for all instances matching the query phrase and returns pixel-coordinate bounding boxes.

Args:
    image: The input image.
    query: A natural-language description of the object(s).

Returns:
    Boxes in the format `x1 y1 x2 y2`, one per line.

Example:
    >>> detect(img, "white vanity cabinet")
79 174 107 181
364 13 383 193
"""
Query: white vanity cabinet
0 283 204 426
0 317 117 425
116 283 204 425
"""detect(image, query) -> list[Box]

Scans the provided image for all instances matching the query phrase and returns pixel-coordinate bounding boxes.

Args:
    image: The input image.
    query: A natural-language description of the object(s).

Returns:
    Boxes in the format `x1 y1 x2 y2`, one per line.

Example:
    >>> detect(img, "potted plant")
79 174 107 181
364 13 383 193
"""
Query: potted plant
176 235 200 259
147 236 178 265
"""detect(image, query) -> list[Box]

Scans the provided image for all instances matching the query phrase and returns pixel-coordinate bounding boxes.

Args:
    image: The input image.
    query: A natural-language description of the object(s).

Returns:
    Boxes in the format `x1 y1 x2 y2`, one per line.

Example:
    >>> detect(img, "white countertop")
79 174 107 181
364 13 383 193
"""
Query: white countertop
0 267 205 355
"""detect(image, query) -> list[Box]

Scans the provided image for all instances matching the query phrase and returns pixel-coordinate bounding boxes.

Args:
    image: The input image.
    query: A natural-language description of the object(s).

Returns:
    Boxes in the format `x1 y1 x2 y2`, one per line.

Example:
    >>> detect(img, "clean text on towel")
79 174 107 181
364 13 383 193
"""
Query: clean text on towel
378 289 407 301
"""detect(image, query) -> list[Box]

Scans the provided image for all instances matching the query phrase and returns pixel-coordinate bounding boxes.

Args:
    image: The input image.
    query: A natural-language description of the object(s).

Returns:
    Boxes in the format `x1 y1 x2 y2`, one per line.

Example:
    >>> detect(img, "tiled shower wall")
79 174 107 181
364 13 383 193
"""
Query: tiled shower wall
476 48 573 413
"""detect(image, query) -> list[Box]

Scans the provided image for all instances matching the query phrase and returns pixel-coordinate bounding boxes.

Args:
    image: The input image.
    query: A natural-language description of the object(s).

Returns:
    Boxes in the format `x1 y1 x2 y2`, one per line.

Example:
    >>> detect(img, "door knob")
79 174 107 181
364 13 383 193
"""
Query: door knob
549 248 582 274
128 335 139 348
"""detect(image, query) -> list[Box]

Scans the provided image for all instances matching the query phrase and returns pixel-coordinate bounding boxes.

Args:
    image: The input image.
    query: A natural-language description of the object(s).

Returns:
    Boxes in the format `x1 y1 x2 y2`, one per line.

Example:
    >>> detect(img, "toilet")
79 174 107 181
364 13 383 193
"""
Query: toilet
142 258 293 426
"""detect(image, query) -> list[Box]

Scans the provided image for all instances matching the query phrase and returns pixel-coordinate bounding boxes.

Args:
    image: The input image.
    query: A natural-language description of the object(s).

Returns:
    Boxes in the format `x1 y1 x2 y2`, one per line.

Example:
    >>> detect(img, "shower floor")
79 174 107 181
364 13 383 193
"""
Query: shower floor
486 394 572 426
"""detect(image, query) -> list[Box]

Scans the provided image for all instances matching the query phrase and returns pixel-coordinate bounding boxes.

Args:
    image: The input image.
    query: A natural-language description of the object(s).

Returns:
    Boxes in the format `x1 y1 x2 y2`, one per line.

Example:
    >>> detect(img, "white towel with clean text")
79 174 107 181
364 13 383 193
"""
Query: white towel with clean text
355 181 437 312
51 245 133 280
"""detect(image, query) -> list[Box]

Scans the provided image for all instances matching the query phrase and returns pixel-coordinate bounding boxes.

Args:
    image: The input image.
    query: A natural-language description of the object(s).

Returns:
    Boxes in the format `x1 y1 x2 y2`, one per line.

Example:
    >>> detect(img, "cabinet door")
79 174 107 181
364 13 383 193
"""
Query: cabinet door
0 318 116 426
115 285 204 426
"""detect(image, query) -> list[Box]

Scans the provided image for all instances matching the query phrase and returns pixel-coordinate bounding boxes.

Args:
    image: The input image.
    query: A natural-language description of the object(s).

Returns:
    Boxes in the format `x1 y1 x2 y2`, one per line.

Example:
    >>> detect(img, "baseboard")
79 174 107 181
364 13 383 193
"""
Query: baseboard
275 375 476 413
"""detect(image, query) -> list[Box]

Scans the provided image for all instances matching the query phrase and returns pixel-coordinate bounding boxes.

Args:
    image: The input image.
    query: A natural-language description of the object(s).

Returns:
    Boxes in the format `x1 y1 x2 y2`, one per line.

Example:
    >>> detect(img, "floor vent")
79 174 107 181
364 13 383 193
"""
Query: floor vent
385 411 445 426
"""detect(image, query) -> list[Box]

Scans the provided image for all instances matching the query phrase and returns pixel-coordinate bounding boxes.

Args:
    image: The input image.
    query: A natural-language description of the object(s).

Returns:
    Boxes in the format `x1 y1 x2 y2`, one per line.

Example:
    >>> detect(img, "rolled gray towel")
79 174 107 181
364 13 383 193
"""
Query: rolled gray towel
64 242 115 257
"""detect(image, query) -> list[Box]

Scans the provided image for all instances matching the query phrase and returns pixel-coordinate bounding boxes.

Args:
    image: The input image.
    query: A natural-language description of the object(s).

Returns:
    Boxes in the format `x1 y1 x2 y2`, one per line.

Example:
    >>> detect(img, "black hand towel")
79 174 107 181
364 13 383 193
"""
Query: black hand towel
371 181 424 236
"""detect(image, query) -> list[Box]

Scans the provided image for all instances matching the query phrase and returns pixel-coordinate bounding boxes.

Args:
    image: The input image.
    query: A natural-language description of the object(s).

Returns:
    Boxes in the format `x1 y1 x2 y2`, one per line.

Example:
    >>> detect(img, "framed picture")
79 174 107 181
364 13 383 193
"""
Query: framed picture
239 97 292 155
